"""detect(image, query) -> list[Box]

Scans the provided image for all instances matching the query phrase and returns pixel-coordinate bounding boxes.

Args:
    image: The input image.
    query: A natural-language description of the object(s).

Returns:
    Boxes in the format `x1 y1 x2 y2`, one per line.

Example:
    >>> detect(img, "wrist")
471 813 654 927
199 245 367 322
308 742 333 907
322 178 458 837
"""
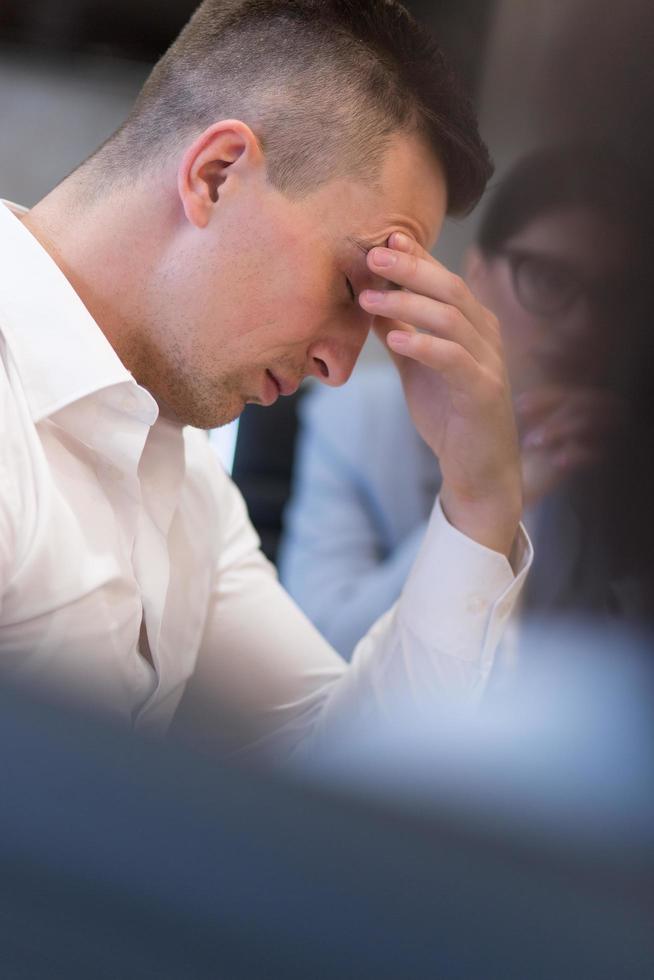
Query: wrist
439 482 522 558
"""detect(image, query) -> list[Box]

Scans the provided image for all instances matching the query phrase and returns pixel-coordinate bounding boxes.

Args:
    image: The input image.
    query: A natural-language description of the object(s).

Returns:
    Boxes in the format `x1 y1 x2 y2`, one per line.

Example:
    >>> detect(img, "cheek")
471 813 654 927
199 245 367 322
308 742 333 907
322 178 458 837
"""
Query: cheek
262 266 336 344
201 223 335 350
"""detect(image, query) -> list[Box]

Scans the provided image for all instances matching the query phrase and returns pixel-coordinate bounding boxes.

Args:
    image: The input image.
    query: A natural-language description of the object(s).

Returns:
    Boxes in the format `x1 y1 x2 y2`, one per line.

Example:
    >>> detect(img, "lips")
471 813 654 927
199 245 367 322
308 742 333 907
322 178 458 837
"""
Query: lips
266 370 281 396
267 370 300 397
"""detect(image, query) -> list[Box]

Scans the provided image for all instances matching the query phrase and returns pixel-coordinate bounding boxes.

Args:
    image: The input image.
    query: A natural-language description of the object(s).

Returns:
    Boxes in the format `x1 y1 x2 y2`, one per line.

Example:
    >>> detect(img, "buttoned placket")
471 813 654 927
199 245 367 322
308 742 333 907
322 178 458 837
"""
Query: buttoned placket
131 413 187 729
83 382 169 717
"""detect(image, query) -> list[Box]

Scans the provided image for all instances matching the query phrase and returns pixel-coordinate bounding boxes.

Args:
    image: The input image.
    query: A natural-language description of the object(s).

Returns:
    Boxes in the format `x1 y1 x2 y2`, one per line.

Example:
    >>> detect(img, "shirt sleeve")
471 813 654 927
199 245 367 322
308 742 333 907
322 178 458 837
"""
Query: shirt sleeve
0 355 19 609
314 498 532 747
175 450 533 760
0 467 16 609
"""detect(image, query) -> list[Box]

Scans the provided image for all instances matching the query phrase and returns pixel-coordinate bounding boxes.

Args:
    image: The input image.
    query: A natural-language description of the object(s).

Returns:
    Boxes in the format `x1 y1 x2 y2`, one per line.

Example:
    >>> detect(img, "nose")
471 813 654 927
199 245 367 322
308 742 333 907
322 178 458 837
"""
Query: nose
306 334 367 387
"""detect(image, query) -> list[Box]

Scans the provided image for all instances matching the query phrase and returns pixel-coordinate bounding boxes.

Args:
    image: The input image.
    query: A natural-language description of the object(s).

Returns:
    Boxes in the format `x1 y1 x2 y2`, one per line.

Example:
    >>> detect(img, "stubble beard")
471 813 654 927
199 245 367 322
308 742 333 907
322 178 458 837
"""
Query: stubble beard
133 334 252 429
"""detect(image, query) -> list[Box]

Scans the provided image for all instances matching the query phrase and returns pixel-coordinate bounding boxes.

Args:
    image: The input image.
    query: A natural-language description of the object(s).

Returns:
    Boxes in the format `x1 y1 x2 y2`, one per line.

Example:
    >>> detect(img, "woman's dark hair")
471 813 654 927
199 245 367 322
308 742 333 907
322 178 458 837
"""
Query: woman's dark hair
477 144 648 254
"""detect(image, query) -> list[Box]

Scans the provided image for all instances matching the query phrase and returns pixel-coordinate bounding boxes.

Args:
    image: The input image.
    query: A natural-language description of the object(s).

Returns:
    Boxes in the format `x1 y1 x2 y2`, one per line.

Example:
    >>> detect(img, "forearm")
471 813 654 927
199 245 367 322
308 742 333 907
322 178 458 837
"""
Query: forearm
220 499 531 763
292 498 531 761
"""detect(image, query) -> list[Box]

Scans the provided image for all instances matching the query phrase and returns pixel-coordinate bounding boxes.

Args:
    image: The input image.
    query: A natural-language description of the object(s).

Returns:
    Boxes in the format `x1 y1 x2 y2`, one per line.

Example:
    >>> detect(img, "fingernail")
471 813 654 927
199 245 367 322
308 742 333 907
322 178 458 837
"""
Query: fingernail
390 232 411 250
361 290 386 304
387 330 410 347
371 247 396 267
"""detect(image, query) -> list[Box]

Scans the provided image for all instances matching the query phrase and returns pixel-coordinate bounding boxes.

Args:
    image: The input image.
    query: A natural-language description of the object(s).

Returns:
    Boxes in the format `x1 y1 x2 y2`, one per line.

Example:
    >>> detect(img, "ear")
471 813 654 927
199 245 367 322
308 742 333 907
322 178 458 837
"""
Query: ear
177 120 264 229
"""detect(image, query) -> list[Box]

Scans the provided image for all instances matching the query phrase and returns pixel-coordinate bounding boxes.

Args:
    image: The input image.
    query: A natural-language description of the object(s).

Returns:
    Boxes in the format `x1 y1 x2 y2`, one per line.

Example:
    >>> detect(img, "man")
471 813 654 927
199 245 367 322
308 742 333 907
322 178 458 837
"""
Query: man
0 0 530 754
280 145 641 658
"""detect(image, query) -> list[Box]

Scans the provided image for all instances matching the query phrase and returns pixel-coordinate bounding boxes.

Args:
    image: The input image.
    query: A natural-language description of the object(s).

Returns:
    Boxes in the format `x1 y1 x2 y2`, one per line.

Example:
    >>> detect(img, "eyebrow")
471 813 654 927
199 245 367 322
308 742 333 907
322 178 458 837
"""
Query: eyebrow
346 234 404 290
347 234 389 255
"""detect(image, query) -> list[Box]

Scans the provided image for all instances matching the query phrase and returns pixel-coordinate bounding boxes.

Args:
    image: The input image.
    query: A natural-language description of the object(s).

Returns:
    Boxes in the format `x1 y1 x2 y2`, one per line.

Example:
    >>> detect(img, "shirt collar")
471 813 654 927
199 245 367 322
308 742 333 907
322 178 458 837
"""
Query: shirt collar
0 199 145 423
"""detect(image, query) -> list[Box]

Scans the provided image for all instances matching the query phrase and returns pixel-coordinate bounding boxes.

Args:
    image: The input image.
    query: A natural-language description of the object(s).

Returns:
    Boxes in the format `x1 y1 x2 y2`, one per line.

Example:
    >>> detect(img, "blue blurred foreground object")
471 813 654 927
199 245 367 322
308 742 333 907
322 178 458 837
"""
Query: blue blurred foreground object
1 624 653 980
310 621 654 841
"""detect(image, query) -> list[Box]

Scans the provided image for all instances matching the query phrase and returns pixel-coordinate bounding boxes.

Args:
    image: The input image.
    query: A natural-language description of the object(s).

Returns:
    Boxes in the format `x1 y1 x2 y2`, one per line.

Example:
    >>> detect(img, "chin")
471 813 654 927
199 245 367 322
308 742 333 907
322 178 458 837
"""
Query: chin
154 365 247 429
199 395 249 430
213 404 246 428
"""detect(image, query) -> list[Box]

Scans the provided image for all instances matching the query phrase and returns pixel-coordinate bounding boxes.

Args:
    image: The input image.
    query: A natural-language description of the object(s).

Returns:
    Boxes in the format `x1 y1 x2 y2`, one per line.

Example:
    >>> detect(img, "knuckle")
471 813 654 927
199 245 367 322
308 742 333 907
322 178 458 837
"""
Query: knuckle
441 341 466 370
485 309 501 334
403 252 420 278
387 290 407 316
440 305 464 335
412 332 430 357
478 369 506 403
439 343 473 372
486 313 504 353
488 374 508 403
448 273 467 304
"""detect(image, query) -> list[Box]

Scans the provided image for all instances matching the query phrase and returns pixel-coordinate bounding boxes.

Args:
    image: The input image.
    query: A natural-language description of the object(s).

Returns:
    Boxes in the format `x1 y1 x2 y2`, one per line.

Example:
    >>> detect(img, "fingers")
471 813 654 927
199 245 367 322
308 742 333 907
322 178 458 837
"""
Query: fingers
385 328 487 394
362 232 502 354
360 289 490 364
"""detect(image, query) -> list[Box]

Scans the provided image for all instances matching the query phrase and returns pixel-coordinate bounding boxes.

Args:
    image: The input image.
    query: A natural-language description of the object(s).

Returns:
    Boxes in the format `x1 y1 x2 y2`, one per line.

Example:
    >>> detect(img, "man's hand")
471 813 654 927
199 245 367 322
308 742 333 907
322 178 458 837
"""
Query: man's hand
359 231 522 557
516 384 628 508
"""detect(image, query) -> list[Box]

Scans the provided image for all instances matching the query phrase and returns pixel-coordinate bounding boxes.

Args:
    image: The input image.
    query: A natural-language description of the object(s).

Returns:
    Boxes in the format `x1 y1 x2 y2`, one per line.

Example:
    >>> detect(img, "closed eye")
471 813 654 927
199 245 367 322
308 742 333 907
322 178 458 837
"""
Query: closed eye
345 277 356 302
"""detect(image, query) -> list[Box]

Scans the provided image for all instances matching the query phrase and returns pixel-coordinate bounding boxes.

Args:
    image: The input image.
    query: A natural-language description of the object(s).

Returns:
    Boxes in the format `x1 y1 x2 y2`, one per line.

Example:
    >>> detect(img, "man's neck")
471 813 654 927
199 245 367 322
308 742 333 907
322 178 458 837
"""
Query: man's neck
22 177 160 385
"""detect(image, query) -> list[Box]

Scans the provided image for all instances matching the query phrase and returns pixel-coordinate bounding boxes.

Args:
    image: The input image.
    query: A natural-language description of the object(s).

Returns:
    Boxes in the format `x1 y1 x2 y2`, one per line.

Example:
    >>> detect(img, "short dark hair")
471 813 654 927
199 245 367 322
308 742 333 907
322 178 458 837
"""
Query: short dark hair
477 144 649 254
91 0 492 215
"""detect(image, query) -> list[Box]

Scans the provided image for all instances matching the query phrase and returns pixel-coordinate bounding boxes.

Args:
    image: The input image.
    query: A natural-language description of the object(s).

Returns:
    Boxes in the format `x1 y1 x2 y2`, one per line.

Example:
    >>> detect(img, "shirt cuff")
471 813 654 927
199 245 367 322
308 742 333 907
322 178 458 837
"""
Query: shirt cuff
398 495 533 674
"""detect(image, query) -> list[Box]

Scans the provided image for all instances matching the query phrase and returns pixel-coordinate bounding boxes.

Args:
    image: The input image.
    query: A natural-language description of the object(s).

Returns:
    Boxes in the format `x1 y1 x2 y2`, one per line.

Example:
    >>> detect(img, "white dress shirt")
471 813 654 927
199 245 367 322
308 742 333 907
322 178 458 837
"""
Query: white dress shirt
0 200 532 753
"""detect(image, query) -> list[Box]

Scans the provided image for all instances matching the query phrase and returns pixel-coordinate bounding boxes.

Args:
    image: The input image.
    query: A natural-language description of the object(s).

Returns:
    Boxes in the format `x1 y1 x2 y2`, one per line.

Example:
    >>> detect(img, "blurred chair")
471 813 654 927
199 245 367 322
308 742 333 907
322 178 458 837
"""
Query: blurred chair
231 388 306 563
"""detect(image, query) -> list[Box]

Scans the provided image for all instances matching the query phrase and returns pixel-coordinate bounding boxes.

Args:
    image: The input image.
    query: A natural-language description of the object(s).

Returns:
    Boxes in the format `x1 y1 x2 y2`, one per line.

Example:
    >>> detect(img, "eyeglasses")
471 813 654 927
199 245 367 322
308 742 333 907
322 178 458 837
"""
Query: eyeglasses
497 247 642 319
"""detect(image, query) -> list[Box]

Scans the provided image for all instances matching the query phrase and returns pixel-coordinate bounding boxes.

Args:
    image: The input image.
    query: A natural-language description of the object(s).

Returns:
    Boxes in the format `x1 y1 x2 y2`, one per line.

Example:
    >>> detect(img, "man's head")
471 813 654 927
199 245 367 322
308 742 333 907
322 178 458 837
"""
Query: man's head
68 0 491 427
464 145 649 392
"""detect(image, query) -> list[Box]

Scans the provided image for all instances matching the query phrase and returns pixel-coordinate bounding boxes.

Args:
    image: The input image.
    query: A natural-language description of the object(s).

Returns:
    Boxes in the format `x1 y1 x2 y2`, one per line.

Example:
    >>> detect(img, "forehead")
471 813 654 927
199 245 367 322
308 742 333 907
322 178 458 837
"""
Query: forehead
370 135 447 247
313 134 448 255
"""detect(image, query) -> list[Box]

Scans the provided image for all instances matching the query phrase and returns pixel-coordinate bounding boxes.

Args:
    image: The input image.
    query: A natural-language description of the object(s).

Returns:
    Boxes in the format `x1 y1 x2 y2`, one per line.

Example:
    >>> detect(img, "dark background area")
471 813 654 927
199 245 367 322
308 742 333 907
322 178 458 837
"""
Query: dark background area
0 0 497 99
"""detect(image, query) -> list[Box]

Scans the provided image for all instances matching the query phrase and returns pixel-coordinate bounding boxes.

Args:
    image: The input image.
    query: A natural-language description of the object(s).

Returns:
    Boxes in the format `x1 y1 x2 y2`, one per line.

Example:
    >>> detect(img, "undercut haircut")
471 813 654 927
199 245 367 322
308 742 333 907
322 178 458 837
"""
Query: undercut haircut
87 0 493 215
